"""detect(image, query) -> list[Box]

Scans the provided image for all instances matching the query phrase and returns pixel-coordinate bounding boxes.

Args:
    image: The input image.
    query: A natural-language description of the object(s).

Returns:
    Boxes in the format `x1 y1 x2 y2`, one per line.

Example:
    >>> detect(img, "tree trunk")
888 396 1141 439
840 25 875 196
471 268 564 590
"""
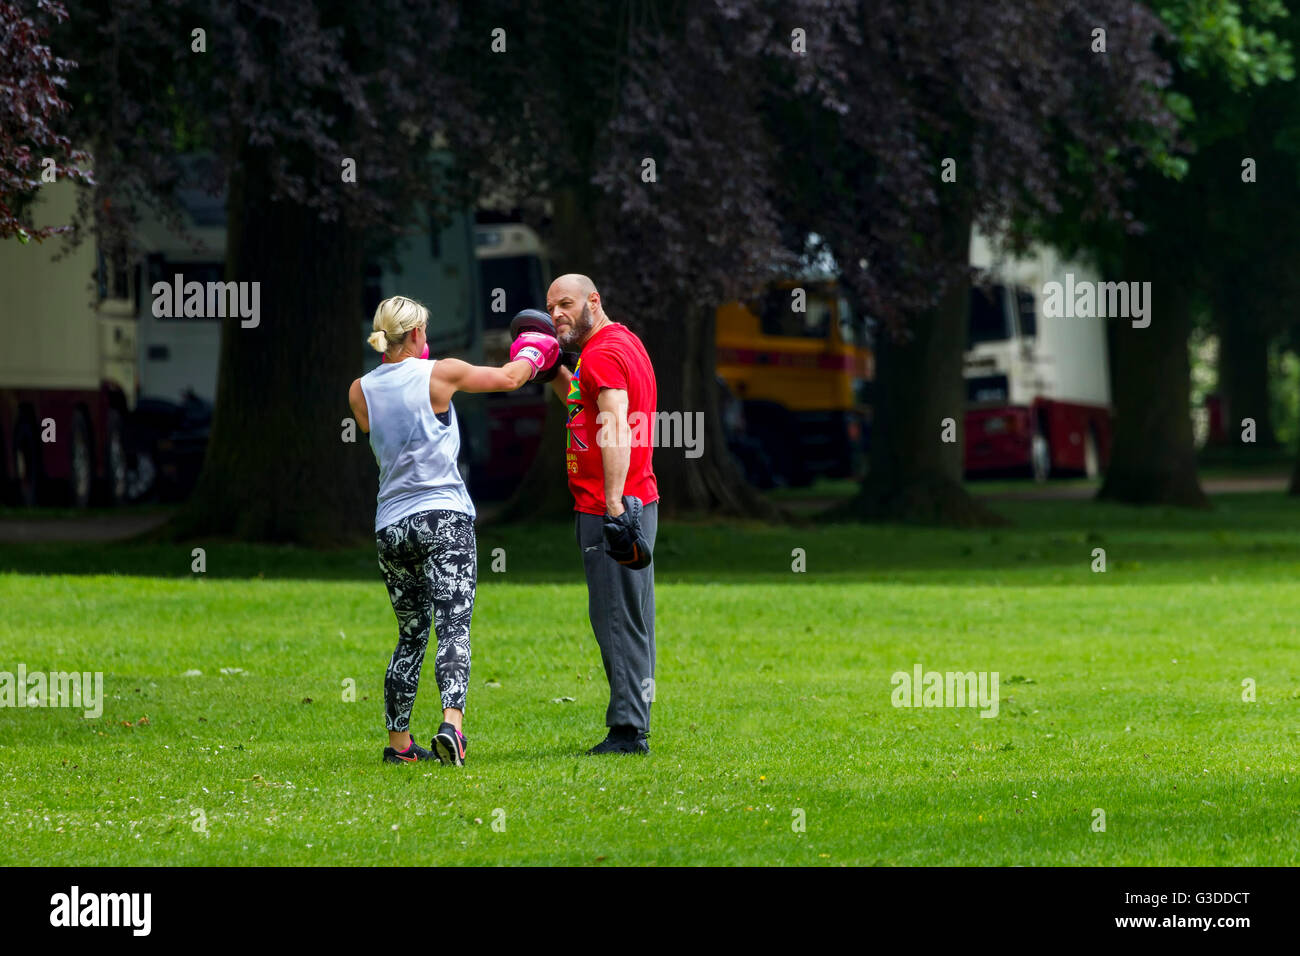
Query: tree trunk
169 144 374 544
1291 353 1300 495
1217 306 1278 448
644 302 783 519
1097 238 1209 507
832 201 1003 526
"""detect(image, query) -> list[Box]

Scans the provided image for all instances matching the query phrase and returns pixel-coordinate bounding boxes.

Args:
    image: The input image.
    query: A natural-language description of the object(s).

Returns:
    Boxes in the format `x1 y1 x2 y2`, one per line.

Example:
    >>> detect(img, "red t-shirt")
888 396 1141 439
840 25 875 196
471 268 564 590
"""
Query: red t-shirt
565 322 660 515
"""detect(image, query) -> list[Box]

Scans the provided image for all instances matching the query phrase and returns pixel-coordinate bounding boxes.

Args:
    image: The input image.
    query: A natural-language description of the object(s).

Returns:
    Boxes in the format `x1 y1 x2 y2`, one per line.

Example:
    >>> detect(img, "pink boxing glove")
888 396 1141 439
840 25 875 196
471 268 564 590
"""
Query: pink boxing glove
509 330 560 380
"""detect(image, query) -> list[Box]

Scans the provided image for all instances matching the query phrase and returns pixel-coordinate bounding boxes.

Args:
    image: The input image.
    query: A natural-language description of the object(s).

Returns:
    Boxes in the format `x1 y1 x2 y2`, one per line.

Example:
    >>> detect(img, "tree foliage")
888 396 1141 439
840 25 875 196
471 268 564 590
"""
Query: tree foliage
776 0 1177 329
0 0 91 242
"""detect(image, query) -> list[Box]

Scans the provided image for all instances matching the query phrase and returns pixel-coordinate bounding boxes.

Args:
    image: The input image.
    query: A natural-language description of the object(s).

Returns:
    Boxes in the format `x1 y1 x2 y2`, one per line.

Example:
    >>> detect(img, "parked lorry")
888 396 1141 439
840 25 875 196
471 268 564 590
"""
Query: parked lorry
963 230 1112 480
715 280 872 487
0 180 137 506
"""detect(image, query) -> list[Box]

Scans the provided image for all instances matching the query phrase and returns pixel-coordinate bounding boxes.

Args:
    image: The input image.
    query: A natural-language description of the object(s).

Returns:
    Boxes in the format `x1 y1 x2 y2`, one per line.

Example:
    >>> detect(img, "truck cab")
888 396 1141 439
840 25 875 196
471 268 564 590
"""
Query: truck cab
715 279 872 486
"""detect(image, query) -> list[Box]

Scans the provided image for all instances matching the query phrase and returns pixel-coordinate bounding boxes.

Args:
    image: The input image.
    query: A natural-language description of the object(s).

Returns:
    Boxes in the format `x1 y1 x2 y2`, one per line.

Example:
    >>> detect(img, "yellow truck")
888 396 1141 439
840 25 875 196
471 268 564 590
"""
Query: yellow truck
715 280 872 486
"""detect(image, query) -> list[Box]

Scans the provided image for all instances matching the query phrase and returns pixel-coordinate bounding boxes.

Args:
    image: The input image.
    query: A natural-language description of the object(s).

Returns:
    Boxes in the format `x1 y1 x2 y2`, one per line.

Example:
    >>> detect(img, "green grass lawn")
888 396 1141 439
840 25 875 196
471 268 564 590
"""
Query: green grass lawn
1 493 1298 865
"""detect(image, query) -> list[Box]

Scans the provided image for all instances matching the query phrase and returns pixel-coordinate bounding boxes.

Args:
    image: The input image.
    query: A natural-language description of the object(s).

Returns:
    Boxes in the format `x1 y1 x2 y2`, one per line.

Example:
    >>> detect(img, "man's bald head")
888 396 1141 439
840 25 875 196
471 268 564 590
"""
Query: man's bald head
550 273 597 301
547 273 607 348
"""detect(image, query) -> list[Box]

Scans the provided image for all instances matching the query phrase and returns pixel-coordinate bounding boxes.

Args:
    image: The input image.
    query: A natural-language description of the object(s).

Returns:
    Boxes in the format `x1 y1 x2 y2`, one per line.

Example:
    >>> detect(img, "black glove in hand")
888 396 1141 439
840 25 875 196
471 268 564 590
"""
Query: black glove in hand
602 495 652 569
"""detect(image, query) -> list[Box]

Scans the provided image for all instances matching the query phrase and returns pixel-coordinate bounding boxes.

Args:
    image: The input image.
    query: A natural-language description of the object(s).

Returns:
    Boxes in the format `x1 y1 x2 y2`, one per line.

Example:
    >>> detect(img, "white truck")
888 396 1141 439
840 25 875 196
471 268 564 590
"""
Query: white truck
964 229 1113 480
0 180 137 506
2 156 486 506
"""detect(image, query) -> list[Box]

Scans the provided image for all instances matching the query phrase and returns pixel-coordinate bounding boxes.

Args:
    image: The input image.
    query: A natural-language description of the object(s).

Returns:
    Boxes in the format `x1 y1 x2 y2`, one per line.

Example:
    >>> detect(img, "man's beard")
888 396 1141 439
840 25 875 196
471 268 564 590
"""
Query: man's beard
557 303 594 348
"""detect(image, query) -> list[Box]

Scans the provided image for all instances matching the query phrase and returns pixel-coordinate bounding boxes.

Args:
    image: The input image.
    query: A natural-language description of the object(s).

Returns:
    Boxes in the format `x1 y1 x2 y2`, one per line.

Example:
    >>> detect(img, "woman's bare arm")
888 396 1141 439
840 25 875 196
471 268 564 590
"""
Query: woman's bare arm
430 357 533 409
348 379 370 433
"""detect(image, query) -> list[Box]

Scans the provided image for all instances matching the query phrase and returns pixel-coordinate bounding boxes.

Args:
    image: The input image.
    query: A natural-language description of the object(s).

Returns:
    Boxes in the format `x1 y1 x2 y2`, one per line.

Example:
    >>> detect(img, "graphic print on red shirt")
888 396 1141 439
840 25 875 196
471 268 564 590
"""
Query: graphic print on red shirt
564 323 660 515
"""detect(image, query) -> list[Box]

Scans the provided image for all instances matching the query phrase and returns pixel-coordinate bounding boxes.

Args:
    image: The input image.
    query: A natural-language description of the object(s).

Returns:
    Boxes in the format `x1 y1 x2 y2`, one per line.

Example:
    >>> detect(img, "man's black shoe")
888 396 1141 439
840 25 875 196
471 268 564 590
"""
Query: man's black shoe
585 725 649 755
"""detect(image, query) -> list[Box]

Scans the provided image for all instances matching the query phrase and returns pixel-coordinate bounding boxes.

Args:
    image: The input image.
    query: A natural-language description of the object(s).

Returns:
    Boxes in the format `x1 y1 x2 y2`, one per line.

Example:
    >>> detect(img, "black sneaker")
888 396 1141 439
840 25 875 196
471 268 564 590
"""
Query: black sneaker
382 738 437 764
585 725 649 755
432 722 468 766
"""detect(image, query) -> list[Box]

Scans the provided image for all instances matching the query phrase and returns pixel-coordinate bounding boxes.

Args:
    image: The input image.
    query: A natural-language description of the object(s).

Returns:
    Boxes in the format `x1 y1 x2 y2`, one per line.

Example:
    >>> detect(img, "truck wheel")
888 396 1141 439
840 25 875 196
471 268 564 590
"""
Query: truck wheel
1083 426 1100 480
71 411 93 508
1030 431 1051 483
13 419 40 507
106 409 129 504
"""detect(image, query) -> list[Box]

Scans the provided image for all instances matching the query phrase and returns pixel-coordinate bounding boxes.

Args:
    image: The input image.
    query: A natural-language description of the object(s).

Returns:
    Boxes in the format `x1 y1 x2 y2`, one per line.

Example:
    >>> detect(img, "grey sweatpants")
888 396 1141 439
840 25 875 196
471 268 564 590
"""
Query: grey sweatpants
576 502 658 733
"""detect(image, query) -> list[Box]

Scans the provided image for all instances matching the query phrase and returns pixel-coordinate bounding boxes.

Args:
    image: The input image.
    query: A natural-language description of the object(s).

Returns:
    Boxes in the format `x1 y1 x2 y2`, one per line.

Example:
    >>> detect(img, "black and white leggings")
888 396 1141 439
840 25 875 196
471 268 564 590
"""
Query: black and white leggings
375 509 477 732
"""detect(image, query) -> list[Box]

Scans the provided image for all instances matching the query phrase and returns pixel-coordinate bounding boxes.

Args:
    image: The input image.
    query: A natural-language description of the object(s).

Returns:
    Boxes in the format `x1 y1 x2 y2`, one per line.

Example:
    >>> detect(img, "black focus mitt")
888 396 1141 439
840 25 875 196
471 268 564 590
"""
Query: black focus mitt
603 495 652 569
509 309 563 383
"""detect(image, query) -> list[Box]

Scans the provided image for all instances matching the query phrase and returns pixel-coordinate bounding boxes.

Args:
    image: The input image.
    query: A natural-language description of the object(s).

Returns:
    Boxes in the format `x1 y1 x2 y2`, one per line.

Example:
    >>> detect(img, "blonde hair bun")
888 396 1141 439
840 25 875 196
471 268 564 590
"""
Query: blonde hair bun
369 296 429 353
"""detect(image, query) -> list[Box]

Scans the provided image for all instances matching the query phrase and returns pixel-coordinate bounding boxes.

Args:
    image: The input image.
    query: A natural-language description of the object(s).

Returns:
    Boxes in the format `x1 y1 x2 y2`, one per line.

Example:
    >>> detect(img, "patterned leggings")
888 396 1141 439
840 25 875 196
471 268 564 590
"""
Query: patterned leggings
375 509 477 731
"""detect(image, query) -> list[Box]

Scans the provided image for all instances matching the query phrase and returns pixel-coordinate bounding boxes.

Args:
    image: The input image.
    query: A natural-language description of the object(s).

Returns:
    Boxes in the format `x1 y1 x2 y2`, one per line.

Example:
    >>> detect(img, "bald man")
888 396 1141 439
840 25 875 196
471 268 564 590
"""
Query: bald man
546 274 659 754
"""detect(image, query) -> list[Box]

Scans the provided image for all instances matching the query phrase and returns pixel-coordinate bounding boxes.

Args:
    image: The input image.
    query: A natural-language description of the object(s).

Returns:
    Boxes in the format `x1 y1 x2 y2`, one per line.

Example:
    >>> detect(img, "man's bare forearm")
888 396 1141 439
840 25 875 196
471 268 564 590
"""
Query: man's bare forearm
596 388 631 515
601 439 630 515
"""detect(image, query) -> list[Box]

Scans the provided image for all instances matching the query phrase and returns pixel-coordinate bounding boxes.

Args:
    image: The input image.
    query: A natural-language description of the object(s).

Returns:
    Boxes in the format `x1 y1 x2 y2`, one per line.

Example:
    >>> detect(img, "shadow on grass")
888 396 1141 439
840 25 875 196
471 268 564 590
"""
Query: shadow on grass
0 494 1295 584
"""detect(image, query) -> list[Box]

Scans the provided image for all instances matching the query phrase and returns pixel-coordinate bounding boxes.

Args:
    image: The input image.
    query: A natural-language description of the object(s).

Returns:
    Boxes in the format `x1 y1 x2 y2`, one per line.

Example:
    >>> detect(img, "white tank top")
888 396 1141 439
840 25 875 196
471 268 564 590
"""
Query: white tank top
359 358 475 531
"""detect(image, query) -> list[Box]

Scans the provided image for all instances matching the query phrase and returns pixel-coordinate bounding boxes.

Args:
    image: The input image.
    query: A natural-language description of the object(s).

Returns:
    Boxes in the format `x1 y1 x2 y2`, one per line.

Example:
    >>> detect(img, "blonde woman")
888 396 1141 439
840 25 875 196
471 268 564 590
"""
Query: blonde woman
348 296 559 765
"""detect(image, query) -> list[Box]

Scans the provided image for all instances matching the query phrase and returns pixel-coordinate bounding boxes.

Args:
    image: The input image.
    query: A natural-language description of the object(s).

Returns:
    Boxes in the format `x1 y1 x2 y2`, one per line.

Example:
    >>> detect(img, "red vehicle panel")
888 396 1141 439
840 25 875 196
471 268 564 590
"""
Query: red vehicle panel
965 399 1110 476
1 383 124 498
965 405 1033 471
483 392 547 492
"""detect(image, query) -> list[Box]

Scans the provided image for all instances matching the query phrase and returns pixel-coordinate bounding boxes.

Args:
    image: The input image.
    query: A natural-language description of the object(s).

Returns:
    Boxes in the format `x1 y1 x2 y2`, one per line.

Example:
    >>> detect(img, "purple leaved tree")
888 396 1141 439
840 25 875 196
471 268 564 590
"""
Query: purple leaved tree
0 0 92 242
